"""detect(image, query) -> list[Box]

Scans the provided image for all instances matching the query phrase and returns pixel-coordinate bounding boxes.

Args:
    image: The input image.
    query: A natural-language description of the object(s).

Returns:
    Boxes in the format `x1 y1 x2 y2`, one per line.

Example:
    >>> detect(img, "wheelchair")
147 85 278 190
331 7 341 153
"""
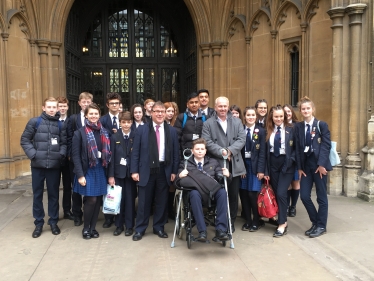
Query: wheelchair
171 185 229 249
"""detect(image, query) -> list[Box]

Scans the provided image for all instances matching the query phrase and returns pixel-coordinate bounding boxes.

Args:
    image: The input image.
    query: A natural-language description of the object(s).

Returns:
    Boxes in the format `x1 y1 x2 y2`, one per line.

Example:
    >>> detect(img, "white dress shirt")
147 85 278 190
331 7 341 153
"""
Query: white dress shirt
109 112 120 129
80 111 85 127
217 117 228 134
270 123 286 154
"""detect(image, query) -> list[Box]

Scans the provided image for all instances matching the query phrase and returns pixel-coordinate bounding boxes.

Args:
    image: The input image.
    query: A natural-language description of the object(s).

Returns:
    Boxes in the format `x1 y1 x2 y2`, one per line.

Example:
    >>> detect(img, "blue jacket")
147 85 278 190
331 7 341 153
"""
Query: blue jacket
130 123 180 187
294 119 332 171
241 124 266 174
100 114 118 137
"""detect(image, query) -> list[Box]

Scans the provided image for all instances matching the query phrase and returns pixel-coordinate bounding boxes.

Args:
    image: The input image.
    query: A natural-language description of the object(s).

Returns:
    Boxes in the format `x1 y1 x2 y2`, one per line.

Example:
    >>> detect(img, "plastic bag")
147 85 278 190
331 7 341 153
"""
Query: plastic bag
103 184 122 215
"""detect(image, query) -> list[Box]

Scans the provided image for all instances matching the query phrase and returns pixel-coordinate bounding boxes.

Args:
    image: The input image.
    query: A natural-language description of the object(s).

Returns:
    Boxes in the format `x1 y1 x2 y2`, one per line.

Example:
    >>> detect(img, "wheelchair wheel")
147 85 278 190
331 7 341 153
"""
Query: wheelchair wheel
187 233 192 249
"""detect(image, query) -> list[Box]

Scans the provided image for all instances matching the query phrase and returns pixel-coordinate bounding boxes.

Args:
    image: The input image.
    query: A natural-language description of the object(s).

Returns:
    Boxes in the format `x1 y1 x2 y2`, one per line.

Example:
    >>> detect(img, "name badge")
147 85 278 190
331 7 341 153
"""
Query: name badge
51 138 58 145
192 134 199 140
97 151 102 158
304 146 310 153
120 158 127 166
245 151 251 158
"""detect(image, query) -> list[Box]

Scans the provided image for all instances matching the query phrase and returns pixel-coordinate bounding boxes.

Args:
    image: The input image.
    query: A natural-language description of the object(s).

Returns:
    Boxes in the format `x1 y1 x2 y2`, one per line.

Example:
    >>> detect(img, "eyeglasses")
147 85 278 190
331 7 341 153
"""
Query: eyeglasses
108 102 120 105
152 110 166 114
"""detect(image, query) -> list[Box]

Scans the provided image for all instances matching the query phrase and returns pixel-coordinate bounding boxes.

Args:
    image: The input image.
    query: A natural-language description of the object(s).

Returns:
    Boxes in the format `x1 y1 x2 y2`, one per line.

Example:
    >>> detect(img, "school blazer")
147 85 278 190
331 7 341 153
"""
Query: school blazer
295 119 332 171
241 125 266 174
130 123 180 187
108 130 135 179
67 113 84 158
100 114 117 137
265 125 296 175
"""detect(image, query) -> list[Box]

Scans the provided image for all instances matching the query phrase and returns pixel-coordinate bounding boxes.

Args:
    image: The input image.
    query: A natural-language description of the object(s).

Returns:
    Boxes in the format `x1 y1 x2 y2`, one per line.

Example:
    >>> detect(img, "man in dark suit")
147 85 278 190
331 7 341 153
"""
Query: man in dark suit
108 111 136 237
295 99 332 238
100 92 122 228
130 101 179 241
198 89 215 118
67 92 93 226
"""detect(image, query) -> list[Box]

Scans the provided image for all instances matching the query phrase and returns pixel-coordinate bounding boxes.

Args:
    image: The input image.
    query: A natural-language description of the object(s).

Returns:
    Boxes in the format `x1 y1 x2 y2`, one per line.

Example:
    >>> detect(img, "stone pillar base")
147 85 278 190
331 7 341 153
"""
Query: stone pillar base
357 192 374 202
344 154 361 197
328 165 343 196
358 172 374 202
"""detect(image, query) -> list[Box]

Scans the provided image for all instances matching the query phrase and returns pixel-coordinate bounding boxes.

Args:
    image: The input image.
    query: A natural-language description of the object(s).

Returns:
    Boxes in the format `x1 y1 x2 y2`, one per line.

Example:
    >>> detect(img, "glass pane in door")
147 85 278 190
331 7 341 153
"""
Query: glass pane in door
161 68 179 102
109 68 130 110
135 68 155 104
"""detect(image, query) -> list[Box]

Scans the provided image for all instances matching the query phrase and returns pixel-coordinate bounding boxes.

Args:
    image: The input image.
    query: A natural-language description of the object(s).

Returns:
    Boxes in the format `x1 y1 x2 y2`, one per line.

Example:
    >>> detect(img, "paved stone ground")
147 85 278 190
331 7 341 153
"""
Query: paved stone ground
0 184 373 281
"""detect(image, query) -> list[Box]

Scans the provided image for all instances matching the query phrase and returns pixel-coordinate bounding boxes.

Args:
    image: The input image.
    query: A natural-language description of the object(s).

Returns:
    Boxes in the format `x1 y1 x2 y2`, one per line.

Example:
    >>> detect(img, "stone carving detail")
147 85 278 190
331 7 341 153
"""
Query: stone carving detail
278 11 287 27
19 21 29 36
307 0 319 22
230 10 234 18
228 25 236 39
251 19 260 32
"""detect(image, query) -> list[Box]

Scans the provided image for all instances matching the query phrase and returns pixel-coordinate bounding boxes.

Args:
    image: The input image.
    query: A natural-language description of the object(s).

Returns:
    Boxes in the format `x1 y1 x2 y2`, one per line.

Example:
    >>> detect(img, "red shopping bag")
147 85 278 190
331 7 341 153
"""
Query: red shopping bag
257 180 278 218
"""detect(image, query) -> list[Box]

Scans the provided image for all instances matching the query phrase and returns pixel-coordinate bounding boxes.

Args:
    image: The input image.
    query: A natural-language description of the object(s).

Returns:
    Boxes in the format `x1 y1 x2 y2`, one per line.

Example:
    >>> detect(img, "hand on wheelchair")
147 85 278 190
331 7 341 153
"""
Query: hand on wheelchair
179 169 189 178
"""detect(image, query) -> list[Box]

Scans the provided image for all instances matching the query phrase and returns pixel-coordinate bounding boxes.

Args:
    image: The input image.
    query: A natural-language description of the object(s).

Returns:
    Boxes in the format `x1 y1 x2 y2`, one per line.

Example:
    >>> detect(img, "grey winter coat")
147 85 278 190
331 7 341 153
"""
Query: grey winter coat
202 111 246 177
20 112 67 169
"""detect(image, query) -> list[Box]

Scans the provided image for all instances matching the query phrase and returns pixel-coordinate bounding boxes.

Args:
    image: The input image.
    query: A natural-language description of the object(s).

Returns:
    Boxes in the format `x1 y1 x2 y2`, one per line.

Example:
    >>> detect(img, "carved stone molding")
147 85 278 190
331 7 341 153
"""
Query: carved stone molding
346 4 367 26
327 8 345 29
210 42 222 57
306 0 319 23
50 42 62 56
300 22 308 32
270 30 278 39
245 36 251 45
1 33 9 41
36 40 50 55
200 43 210 58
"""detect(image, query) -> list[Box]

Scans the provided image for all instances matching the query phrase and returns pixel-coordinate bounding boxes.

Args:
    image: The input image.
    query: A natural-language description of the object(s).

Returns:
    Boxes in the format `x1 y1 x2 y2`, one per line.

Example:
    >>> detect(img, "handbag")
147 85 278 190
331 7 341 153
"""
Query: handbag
257 180 278 218
103 184 122 215
317 121 340 166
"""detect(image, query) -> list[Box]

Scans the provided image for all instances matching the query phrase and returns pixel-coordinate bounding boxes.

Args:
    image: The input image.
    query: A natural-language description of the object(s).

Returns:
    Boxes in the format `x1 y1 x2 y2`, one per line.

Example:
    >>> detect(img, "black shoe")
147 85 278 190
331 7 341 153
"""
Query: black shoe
132 232 143 241
91 229 100 238
153 229 168 238
32 226 43 238
50 224 61 235
63 211 75 220
231 224 236 233
74 217 83 227
305 225 316 236
241 223 250 231
267 218 278 226
196 231 207 242
289 206 296 217
113 227 124 236
249 225 261 232
102 219 113 228
82 229 91 240
287 206 290 217
259 219 265 227
125 228 133 236
309 227 326 238
216 229 229 241
273 226 288 238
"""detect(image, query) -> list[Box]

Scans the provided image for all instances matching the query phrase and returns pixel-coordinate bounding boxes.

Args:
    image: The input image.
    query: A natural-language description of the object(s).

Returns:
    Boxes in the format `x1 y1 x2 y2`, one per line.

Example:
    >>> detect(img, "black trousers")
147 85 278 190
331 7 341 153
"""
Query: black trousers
240 189 259 226
114 177 137 229
69 160 83 218
228 161 240 224
60 162 71 212
269 154 293 225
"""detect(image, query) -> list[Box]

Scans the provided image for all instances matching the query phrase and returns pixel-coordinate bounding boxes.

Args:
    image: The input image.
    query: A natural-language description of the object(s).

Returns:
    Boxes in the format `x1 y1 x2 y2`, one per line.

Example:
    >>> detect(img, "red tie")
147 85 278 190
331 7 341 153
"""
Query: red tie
156 125 160 154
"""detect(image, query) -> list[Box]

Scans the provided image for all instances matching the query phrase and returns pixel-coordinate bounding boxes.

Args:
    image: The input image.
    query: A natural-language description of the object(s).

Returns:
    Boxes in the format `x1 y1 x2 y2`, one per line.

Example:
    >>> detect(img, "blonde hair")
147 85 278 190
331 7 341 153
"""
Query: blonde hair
43 97 58 106
215 96 229 105
297 96 315 114
79 92 93 101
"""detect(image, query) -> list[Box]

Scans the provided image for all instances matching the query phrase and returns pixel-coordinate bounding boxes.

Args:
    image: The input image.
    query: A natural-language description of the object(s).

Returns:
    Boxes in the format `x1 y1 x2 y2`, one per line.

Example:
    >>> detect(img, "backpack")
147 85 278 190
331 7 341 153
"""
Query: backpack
35 116 62 132
181 112 206 129
257 180 278 218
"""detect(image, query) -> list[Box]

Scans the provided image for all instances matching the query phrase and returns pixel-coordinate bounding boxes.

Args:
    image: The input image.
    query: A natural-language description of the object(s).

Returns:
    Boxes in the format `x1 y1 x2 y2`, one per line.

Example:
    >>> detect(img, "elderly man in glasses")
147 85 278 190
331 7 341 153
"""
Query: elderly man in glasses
130 101 179 241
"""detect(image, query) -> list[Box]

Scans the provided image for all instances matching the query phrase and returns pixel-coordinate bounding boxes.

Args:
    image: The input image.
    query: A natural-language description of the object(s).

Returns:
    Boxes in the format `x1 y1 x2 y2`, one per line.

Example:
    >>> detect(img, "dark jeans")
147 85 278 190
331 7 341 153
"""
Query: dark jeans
31 167 60 226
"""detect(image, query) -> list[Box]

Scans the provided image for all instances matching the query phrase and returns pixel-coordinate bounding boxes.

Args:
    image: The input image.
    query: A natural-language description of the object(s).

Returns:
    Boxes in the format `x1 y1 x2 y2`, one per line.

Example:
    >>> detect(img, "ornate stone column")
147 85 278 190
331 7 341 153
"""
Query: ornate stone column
0 33 10 160
270 30 277 103
200 43 211 91
36 40 50 100
327 8 345 196
50 42 62 96
344 4 367 197
210 41 222 97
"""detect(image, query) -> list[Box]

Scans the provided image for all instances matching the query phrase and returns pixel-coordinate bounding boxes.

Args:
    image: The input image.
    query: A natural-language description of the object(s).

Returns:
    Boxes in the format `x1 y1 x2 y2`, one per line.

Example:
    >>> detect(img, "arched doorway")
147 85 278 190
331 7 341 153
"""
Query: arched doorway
64 0 196 113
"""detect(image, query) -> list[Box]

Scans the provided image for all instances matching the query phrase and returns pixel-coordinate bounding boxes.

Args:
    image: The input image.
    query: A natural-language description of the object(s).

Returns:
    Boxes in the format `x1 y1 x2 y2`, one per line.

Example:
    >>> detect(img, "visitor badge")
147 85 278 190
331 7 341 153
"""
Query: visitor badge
245 151 251 158
120 158 127 166
51 138 58 145
97 151 102 158
304 146 310 153
192 134 199 140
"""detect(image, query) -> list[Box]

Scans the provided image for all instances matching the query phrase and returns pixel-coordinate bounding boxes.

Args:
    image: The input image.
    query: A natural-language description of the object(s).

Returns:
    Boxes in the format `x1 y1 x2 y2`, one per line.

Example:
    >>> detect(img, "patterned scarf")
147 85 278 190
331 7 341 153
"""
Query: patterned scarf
84 119 111 168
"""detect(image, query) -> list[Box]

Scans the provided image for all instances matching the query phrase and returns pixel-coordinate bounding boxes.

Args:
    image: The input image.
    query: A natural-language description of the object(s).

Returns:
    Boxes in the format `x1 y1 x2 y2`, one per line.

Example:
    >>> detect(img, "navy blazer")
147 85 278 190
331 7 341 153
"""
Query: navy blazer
67 113 84 158
130 122 180 187
295 119 332 171
241 124 266 174
100 114 119 137
265 125 296 175
108 130 135 179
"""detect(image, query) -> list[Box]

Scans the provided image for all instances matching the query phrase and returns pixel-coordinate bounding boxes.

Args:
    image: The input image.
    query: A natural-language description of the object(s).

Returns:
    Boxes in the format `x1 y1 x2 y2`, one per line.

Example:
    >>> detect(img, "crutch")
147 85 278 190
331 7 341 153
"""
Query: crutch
171 148 192 248
221 148 235 249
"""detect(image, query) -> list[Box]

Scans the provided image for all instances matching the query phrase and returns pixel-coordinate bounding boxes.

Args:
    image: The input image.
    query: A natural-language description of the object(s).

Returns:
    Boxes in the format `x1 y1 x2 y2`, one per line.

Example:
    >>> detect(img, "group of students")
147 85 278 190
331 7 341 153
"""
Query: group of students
20 89 331 241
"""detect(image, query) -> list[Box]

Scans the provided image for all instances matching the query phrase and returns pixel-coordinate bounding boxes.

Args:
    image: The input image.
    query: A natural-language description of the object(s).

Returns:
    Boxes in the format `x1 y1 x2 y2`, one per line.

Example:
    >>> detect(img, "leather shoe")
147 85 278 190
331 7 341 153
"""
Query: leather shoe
102 219 113 228
305 225 316 236
241 223 250 231
289 206 296 217
74 216 83 227
50 224 61 235
153 229 168 238
132 232 143 241
63 211 75 220
231 224 236 233
91 229 99 238
196 231 207 242
267 218 278 226
215 229 229 241
125 228 133 236
249 225 261 232
309 227 326 238
82 229 91 240
32 226 43 238
113 227 124 236
273 226 288 238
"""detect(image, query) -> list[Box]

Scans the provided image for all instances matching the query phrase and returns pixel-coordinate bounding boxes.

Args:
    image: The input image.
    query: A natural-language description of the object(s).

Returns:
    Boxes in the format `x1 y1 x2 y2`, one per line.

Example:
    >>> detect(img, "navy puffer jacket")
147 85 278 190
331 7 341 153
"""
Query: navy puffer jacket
20 112 67 169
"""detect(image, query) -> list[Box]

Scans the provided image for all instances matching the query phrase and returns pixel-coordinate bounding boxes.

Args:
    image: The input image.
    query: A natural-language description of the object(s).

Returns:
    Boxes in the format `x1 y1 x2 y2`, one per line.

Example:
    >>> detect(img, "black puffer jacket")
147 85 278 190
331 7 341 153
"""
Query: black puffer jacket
20 112 67 169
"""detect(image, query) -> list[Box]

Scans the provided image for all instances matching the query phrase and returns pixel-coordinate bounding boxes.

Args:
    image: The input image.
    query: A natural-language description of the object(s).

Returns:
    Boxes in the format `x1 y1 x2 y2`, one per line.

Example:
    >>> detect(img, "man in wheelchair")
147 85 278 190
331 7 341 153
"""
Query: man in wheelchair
176 138 231 242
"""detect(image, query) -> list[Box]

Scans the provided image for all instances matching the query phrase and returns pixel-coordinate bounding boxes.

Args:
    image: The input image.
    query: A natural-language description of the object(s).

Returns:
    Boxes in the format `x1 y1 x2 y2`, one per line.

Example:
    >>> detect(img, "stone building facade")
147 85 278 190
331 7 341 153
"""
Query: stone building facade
0 0 373 199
